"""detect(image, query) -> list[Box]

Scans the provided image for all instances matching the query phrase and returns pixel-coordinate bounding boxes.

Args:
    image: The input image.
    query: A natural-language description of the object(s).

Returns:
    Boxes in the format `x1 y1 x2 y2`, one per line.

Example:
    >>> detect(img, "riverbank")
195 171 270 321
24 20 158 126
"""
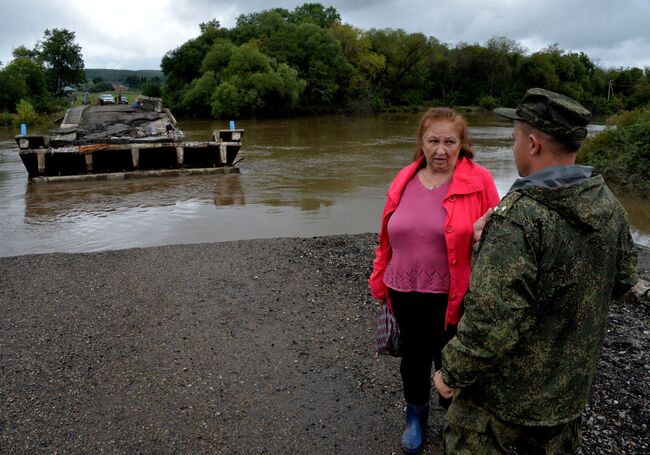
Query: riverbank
1 234 648 454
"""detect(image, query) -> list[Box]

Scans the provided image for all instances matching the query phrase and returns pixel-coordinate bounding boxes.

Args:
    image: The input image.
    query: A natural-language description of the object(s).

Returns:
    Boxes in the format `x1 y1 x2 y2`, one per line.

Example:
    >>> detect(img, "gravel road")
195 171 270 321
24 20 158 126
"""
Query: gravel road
1 234 648 454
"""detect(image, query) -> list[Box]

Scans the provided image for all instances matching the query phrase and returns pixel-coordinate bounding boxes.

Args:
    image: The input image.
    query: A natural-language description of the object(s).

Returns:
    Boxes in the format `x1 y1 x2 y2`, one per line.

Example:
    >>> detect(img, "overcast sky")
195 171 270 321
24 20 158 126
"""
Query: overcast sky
1 0 649 71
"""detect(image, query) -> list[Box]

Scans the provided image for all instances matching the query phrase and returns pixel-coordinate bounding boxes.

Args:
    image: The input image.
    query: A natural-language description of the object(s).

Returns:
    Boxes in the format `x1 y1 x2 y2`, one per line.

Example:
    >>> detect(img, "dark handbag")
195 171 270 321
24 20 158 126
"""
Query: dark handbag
377 304 402 356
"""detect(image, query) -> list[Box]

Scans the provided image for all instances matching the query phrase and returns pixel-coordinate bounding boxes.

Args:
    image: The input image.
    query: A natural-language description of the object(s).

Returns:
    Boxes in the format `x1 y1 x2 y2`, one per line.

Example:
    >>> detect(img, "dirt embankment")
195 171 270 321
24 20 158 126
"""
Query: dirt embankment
0 234 648 454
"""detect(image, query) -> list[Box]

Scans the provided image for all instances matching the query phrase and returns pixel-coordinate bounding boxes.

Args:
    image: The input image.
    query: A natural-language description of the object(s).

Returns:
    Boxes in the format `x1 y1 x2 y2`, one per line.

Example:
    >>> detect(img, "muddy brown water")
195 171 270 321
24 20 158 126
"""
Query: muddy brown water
1 112 648 257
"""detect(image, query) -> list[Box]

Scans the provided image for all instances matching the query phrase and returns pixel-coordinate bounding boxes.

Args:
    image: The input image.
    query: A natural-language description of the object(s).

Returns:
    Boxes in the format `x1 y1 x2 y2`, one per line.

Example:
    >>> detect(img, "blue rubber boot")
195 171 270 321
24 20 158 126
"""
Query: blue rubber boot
401 402 429 454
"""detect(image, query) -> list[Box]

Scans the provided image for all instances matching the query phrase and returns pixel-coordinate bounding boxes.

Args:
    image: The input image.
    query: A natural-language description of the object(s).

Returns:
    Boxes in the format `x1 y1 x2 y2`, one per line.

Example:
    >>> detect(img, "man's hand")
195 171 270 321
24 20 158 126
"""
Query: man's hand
434 370 455 399
473 208 494 244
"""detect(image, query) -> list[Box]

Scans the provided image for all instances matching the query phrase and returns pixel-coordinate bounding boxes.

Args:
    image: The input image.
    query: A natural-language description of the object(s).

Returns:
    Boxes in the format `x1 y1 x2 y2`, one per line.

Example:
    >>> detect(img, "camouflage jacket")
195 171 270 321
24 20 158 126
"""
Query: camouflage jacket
441 165 638 426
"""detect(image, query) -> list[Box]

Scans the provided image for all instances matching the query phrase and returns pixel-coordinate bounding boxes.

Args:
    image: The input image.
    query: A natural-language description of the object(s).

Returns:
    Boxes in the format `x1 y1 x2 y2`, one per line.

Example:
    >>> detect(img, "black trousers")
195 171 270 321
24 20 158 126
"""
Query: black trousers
390 289 457 406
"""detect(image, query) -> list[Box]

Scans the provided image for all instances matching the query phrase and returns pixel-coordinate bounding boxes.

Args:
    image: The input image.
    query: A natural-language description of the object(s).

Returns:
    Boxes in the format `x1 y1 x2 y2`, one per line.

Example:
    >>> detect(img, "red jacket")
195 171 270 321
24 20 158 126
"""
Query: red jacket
369 156 500 326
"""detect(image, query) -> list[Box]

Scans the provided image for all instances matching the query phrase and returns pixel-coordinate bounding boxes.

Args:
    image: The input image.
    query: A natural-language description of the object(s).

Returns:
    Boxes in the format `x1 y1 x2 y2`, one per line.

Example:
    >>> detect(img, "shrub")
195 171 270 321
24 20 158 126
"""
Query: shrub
88 82 114 93
142 81 162 97
0 111 11 126
578 106 650 195
479 95 498 110
14 99 39 126
441 91 461 107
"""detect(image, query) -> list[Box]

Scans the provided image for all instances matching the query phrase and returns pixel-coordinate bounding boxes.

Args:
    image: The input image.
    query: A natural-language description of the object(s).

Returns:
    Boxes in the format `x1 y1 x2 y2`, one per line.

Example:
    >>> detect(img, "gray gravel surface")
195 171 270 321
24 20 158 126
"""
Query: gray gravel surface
0 234 648 454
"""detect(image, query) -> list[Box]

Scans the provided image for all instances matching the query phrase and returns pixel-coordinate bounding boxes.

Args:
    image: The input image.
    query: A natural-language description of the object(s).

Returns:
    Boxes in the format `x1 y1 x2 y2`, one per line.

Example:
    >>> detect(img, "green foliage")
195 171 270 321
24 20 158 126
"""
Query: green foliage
329 23 385 105
162 32 219 109
578 106 650 194
85 69 165 86
181 71 219 117
39 28 85 95
88 82 114 93
15 99 39 125
125 75 146 89
0 111 11 126
201 40 237 76
0 56 51 113
209 43 306 118
2 3 650 122
155 2 650 118
626 73 650 108
366 29 432 105
211 81 242 118
290 3 341 27
0 64 28 111
291 22 350 108
0 27 81 118
142 81 162 97
479 95 499 110
12 45 39 60
484 36 525 102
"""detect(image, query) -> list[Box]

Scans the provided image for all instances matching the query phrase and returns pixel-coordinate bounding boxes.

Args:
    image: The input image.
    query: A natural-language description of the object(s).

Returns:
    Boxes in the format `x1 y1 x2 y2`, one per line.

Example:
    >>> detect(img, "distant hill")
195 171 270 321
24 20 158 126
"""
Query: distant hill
85 69 165 85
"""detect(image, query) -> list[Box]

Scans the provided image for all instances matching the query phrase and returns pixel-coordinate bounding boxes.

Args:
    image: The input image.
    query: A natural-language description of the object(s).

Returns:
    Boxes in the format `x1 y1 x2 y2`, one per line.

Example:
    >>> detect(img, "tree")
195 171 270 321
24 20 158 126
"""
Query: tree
0 67 28 112
628 71 650 108
289 3 341 27
448 43 495 105
161 24 227 109
225 4 350 109
485 36 525 104
89 81 114 93
201 40 237 78
200 19 221 33
142 80 162 97
12 45 39 61
329 23 385 107
518 51 561 92
181 72 218 117
368 29 432 105
0 57 49 112
289 22 351 108
125 75 145 89
159 4 639 116
15 99 39 125
38 28 85 95
210 42 305 117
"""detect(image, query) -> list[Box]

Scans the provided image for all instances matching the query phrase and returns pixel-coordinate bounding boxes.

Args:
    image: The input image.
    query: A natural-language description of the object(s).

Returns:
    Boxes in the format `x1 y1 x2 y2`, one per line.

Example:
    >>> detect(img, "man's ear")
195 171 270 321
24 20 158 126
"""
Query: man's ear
528 132 543 156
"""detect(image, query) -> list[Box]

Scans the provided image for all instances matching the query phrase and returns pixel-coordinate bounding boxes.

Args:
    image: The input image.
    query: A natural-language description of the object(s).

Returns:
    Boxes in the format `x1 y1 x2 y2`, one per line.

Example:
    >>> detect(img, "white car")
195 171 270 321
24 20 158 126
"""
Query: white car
99 94 115 105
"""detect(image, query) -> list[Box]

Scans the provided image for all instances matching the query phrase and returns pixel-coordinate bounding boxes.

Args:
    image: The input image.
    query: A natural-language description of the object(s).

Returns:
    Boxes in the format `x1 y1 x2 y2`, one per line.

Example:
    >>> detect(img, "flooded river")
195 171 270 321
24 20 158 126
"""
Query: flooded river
1 112 648 257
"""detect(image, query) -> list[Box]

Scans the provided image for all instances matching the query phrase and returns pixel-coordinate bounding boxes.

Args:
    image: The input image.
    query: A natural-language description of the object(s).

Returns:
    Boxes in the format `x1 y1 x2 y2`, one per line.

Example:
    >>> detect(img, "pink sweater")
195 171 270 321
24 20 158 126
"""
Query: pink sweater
369 157 500 326
383 176 451 293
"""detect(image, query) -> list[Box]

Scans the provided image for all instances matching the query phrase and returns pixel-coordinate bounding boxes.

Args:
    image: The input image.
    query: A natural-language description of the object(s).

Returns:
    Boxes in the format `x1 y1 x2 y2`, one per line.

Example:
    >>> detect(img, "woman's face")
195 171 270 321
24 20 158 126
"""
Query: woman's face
420 120 462 174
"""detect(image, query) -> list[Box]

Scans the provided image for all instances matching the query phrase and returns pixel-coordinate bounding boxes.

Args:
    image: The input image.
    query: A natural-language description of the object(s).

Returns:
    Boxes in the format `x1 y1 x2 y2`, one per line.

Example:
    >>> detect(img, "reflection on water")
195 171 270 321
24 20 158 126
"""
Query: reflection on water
0 113 648 257
24 172 246 218
608 186 650 246
213 173 245 206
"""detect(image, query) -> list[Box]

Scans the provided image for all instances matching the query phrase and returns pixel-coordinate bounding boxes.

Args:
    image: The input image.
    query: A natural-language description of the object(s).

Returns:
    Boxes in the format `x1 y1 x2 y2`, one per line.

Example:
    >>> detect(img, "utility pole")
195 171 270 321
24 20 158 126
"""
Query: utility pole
607 80 614 101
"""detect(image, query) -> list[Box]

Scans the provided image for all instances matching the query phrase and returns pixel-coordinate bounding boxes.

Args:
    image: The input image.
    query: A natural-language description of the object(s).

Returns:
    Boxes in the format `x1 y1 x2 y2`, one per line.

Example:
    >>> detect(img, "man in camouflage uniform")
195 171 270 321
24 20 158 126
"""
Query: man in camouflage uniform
433 88 638 454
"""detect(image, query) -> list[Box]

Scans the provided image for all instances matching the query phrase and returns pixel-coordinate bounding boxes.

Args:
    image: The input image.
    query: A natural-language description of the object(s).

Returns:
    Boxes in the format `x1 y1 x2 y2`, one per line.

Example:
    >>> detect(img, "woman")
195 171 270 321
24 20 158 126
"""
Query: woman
369 108 499 454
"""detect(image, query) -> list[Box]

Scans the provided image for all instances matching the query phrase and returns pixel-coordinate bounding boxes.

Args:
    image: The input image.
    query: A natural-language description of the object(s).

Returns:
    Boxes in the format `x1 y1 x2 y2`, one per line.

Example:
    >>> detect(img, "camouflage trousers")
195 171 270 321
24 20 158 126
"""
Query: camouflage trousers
443 392 581 454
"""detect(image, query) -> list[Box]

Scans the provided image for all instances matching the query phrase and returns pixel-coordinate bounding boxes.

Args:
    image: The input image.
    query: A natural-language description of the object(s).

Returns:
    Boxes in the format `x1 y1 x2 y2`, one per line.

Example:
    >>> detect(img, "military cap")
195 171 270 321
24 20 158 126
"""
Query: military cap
494 88 592 140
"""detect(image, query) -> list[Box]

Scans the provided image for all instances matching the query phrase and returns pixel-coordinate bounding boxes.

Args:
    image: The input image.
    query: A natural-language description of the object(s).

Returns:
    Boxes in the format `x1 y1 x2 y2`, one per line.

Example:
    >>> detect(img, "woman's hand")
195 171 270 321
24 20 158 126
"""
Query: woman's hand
473 208 494 244
374 298 386 306
434 370 455 399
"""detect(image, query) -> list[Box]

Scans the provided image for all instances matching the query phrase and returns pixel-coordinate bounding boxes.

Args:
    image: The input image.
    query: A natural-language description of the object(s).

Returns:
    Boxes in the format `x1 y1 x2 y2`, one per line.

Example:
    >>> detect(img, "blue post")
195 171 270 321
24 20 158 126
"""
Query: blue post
20 123 27 136
229 120 235 130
